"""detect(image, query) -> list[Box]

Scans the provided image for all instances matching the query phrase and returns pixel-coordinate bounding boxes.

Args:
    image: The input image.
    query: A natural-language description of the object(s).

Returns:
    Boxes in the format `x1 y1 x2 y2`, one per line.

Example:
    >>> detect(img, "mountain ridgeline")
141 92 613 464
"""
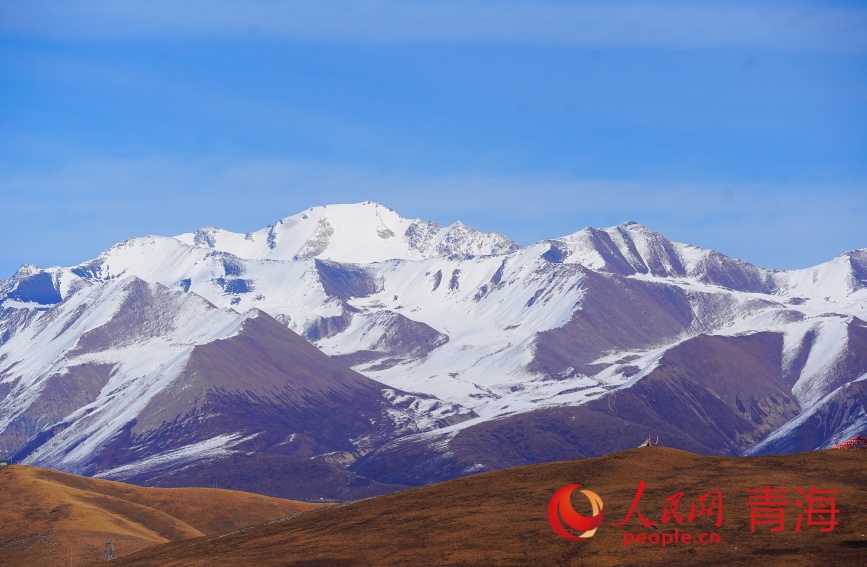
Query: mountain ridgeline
1 202 865 496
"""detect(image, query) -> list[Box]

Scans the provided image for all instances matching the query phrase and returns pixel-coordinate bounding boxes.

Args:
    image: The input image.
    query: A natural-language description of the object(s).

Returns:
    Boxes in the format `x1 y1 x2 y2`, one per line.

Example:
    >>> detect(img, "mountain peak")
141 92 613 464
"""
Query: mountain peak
612 221 665 239
172 203 519 263
281 201 396 222
193 227 222 248
13 264 42 278
436 221 520 259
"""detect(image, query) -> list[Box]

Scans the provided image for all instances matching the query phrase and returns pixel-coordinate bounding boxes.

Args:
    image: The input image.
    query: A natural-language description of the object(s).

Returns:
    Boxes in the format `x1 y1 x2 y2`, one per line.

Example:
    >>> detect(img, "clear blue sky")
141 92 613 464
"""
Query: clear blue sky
1 1 865 278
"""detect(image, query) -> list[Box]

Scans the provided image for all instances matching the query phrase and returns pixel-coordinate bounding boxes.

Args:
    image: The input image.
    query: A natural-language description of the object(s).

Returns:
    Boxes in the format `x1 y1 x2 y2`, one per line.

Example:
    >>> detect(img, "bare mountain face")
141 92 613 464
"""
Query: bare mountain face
1 202 865 496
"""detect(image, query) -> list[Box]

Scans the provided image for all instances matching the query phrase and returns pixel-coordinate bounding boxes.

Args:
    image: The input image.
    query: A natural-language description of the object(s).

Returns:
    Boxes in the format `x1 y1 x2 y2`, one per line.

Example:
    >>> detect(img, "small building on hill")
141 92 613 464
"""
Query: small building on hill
637 435 656 448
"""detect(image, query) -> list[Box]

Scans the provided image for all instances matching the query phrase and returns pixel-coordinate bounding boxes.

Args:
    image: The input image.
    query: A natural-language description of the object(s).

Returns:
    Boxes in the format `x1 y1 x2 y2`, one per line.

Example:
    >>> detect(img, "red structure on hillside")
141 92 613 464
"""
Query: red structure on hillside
830 435 867 450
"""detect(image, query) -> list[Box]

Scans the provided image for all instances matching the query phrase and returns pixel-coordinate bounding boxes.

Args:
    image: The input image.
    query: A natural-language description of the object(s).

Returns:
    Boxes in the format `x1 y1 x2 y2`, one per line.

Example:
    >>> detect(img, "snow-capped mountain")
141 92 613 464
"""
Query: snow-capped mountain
174 202 519 263
0 263 470 498
1 202 865 494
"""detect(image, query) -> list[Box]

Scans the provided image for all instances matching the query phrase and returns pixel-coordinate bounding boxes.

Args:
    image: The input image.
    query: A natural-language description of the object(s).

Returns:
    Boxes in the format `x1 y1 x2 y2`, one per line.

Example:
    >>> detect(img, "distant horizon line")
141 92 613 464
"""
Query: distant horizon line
3 200 864 279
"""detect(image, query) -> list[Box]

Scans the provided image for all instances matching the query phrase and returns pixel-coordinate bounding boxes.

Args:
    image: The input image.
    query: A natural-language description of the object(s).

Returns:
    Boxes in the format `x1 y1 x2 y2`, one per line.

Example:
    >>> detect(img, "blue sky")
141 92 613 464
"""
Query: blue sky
1 1 865 278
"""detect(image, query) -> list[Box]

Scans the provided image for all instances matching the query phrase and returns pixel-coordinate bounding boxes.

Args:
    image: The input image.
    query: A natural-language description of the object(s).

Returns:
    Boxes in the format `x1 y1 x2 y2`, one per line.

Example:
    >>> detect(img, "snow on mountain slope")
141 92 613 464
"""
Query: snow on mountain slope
0 276 250 456
9 204 866 421
547 221 774 292
774 249 867 303
548 222 867 301
2 201 866 490
0 270 471 496
747 374 867 455
352 331 802 484
174 202 519 263
315 245 601 416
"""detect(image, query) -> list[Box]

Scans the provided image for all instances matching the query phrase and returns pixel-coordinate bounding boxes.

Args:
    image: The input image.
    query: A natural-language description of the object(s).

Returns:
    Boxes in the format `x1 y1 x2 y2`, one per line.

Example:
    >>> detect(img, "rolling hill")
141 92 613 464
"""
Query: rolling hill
110 447 866 567
0 465 320 566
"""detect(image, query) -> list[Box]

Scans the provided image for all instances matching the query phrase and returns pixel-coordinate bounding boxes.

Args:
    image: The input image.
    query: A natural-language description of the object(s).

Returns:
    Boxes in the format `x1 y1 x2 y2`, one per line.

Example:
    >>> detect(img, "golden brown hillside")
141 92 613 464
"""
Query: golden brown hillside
113 447 866 567
0 465 319 566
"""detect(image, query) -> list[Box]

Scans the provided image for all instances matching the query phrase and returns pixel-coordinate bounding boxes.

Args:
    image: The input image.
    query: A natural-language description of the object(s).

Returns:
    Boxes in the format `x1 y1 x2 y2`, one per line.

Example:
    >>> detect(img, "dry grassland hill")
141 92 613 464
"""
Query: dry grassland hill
0 465 320 566
112 447 865 567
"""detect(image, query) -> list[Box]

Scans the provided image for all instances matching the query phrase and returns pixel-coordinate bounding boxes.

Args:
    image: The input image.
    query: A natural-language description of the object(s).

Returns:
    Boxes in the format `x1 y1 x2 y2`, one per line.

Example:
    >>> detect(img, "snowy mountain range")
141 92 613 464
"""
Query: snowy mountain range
1 202 865 496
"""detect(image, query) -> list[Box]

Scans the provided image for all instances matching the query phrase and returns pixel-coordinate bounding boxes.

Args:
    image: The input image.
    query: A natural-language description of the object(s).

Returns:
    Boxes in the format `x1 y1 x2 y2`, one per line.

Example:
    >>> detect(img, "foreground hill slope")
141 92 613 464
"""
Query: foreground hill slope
113 447 865 567
0 465 318 567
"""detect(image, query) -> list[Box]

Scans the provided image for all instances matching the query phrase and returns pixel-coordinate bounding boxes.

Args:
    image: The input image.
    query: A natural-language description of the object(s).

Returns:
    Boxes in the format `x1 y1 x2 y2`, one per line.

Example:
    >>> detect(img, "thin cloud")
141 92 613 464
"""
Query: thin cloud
1 1 865 53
